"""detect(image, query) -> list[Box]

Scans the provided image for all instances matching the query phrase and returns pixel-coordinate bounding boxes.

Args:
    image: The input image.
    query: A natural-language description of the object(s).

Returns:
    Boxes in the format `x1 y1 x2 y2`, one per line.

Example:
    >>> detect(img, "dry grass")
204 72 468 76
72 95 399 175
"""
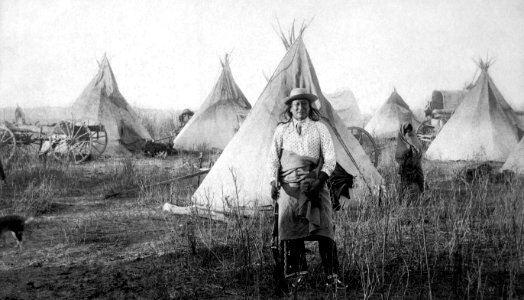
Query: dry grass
0 137 522 299
162 143 523 298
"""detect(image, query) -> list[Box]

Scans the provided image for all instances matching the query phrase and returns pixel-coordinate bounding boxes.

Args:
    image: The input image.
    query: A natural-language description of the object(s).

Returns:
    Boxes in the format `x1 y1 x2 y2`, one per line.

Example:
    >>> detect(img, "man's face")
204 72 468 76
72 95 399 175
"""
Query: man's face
290 99 310 120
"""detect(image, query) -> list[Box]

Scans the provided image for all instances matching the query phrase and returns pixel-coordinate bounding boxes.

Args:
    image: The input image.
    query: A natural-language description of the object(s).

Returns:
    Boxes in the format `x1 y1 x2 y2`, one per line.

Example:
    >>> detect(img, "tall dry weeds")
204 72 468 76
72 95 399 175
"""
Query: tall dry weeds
160 141 523 298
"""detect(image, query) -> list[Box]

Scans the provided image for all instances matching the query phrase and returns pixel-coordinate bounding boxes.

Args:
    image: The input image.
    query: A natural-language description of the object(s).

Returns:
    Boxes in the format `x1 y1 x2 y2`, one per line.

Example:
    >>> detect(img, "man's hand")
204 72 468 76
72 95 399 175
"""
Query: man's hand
300 171 329 193
300 177 316 193
271 180 280 200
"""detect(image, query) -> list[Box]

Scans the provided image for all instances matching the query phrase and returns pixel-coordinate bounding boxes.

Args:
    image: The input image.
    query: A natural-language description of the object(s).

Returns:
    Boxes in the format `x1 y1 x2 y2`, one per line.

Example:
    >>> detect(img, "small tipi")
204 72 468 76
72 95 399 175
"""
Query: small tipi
326 89 363 127
173 55 251 150
192 33 383 212
15 105 27 125
501 138 524 174
426 60 524 161
71 55 151 156
365 89 419 138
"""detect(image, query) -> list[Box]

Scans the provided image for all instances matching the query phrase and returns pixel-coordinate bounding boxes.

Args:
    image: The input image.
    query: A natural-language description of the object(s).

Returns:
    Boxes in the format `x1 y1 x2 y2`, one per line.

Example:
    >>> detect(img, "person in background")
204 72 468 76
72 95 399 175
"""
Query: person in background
395 123 425 197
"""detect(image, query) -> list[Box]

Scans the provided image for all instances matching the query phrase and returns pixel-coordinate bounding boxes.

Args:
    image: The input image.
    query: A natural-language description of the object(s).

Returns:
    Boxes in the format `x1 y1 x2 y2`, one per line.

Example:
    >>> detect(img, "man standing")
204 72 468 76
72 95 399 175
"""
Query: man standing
268 87 344 290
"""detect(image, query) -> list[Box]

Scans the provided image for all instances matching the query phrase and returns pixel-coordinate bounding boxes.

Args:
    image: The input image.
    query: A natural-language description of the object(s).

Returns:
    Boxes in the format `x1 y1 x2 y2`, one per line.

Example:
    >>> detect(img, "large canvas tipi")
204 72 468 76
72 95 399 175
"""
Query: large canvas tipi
173 55 251 150
192 36 383 212
326 89 363 127
426 60 524 161
501 138 524 174
365 89 419 138
72 55 151 156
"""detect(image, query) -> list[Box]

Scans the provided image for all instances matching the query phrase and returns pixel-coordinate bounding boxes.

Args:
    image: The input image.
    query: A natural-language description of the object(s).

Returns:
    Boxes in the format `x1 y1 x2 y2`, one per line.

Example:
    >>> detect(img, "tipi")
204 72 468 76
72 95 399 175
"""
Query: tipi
365 89 419 138
71 55 151 156
501 138 524 174
15 105 27 125
425 60 524 161
326 89 363 127
192 34 383 212
173 55 251 150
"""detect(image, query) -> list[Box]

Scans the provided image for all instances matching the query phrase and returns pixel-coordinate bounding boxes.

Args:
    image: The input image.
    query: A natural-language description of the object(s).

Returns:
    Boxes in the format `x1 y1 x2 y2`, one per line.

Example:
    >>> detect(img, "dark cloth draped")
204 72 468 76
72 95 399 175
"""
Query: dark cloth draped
327 163 354 211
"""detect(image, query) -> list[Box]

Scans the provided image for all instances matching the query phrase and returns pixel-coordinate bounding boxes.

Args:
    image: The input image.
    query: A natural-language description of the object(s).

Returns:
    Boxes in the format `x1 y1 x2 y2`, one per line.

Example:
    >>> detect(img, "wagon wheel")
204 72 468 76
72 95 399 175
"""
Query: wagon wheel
52 121 92 164
416 120 437 148
89 125 108 158
0 125 16 164
348 126 379 167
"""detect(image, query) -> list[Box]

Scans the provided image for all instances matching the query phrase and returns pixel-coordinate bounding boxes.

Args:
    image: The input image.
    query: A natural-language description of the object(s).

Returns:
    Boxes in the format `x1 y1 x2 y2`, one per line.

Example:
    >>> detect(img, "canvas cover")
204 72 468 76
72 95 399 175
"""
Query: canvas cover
430 90 467 111
71 55 151 156
365 90 420 138
326 89 363 127
192 37 383 212
173 57 251 150
425 68 524 161
501 138 524 174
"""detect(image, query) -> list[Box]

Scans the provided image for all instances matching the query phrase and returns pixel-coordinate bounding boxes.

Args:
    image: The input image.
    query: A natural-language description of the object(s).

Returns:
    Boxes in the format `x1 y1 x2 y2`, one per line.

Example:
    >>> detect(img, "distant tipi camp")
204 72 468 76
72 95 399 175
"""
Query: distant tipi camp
326 89 363 127
173 55 251 150
71 55 151 156
365 89 420 138
425 60 524 162
192 33 383 212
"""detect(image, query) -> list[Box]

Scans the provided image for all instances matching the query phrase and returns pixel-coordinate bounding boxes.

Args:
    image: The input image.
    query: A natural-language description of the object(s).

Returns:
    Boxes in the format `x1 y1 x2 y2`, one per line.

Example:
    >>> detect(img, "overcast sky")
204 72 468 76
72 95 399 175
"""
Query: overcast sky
1 0 523 114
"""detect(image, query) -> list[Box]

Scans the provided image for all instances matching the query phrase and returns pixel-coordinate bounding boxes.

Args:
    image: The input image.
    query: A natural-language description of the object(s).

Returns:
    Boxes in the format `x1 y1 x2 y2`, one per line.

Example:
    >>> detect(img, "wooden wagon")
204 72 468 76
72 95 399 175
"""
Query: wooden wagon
416 90 468 146
0 121 108 164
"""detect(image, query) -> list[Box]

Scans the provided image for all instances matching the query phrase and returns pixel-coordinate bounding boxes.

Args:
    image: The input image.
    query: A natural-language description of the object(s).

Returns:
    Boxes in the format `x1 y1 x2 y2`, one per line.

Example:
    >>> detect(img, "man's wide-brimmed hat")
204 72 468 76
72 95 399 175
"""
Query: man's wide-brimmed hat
284 87 321 109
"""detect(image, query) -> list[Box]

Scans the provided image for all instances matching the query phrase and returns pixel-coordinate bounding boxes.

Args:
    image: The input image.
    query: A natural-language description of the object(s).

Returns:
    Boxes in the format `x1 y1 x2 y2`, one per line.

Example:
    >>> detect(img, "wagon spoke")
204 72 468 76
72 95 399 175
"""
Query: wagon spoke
0 127 16 164
0 133 12 144
72 125 82 139
61 122 69 137
75 130 90 140
67 123 74 138
74 141 90 151
72 143 89 155
72 141 91 163
1 135 13 143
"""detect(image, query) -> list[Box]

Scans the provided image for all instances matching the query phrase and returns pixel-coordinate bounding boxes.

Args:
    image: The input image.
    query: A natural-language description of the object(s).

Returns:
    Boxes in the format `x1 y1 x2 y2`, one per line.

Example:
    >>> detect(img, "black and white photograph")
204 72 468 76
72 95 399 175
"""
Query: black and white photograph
1 0 523 298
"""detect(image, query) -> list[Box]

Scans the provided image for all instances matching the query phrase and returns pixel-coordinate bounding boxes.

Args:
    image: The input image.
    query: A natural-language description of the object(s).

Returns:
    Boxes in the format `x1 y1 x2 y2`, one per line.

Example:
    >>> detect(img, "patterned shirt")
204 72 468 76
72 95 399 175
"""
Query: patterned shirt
268 117 336 182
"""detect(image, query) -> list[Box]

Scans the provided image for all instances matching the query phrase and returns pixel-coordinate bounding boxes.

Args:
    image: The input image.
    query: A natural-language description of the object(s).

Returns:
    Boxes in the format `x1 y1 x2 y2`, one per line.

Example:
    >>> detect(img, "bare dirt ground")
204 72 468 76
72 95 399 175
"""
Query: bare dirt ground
1 155 523 299
0 156 246 299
